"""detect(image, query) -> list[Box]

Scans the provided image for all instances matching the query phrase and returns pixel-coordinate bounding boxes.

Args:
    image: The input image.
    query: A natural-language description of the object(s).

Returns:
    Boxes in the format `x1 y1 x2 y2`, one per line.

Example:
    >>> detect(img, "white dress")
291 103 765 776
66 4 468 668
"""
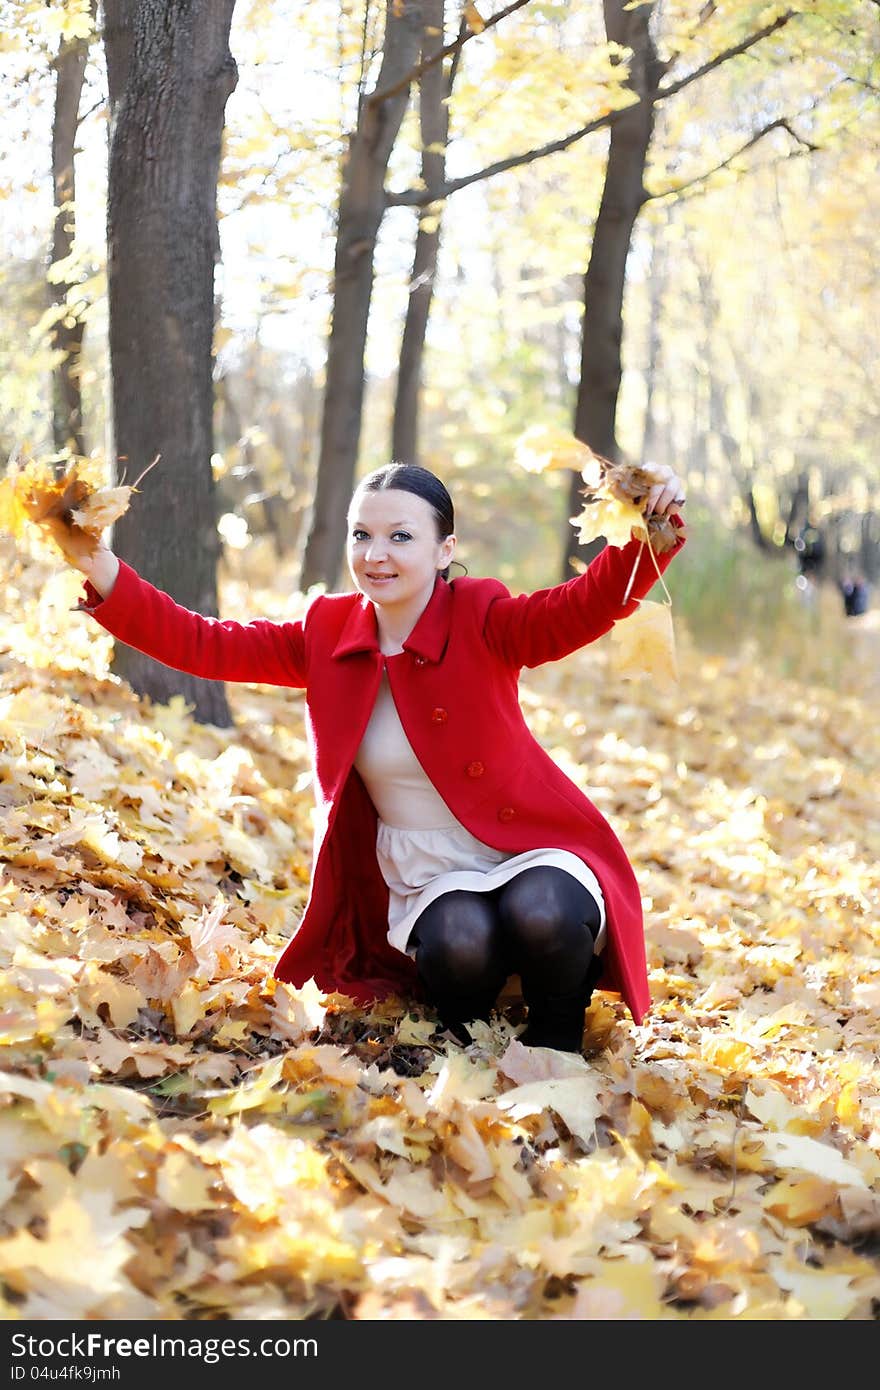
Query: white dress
353 671 607 959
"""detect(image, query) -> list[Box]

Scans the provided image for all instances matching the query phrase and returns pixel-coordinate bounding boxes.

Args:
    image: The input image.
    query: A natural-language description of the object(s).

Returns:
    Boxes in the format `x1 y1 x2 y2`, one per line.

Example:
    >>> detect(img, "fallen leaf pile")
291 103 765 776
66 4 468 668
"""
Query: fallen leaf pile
0 534 878 1321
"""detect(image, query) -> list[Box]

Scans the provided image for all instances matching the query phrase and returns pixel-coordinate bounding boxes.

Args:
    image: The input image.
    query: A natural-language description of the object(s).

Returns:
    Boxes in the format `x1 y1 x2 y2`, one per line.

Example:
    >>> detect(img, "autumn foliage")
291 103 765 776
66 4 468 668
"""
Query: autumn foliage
0 524 878 1321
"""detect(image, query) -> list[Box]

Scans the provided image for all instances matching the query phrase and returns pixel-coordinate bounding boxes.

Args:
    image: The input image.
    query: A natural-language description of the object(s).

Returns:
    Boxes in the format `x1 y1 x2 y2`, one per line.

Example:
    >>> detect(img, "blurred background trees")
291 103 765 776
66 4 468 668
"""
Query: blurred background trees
1 0 878 713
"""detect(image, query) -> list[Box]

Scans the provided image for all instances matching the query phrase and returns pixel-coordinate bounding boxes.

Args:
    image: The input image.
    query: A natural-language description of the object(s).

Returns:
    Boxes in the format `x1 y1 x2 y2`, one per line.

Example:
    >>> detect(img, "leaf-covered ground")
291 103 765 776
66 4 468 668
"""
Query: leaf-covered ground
1 543 879 1321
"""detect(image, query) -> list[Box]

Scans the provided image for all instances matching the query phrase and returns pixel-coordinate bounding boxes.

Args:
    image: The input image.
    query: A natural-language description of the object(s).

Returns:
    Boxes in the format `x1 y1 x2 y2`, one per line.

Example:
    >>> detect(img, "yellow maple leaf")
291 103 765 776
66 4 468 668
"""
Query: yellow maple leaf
571 495 644 548
609 599 678 688
770 1261 862 1319
156 1150 224 1213
70 486 133 531
763 1177 840 1226
464 3 486 33
514 424 597 475
497 1075 604 1146
567 453 684 554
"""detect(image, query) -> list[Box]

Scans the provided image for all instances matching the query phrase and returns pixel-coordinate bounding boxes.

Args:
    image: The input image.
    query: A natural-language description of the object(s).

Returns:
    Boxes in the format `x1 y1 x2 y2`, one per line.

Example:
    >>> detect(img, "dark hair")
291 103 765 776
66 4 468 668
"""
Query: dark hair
355 463 459 580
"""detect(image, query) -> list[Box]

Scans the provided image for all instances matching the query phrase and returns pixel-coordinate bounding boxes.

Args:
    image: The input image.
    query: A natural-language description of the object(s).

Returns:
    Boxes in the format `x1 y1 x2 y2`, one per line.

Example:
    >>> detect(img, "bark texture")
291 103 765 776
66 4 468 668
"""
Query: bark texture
103 0 237 725
299 0 422 592
564 0 663 578
51 24 92 455
392 0 454 466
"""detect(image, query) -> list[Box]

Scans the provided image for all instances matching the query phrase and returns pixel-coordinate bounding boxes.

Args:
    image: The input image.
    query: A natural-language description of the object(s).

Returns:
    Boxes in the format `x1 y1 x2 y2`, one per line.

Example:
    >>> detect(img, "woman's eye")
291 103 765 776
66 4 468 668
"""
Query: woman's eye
352 530 368 542
392 532 412 542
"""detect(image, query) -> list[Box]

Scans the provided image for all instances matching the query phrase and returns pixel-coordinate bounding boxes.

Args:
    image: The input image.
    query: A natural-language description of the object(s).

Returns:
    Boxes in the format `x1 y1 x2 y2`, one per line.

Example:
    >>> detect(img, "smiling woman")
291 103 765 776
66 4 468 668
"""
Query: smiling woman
347 470 457 654
62 458 687 1054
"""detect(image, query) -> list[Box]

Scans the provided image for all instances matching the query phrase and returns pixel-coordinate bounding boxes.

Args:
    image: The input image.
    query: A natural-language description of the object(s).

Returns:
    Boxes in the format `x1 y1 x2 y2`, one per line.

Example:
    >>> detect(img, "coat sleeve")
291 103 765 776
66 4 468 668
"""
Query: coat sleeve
77 559 308 687
482 522 686 670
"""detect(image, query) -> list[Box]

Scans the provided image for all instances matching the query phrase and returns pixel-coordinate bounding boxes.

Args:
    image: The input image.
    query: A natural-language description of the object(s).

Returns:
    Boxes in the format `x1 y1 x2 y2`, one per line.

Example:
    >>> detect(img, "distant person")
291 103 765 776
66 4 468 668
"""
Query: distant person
50 461 687 1053
840 573 870 618
794 521 826 578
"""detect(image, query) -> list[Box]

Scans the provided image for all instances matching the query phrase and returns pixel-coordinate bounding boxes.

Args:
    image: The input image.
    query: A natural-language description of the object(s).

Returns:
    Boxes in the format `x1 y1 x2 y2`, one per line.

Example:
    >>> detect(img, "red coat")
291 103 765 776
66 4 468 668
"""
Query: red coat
81 525 685 1022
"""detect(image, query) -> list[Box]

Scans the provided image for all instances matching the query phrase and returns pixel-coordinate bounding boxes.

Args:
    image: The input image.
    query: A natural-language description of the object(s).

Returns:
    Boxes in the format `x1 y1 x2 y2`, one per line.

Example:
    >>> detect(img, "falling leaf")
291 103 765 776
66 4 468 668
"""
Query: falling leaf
609 599 678 688
514 424 597 475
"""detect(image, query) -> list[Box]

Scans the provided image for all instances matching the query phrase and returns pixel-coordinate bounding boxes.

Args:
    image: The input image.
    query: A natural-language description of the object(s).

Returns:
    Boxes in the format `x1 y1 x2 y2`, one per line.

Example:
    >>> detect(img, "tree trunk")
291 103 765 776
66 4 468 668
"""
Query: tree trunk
50 23 92 455
639 216 667 465
392 0 450 467
103 0 237 726
298 0 422 592
103 0 137 115
563 0 662 579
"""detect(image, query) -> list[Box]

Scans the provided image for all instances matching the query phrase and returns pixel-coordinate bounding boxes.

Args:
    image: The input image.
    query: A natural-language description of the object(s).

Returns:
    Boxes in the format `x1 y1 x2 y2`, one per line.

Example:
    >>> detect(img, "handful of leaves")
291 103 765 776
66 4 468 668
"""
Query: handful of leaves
574 457 686 556
0 454 145 565
514 424 685 554
515 425 683 687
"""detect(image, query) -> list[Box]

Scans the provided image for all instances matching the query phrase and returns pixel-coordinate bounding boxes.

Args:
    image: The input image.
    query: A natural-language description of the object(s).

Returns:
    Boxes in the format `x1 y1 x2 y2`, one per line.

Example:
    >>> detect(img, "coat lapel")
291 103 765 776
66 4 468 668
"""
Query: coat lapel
330 575 454 664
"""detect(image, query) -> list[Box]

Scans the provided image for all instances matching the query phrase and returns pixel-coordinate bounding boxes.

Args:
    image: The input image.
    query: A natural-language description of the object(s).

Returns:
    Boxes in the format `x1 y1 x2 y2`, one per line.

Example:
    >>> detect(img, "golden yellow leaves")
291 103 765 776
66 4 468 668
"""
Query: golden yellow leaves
514 422 596 476
515 427 684 687
0 457 89 539
570 453 685 557
610 598 679 691
3 538 880 1320
0 455 134 565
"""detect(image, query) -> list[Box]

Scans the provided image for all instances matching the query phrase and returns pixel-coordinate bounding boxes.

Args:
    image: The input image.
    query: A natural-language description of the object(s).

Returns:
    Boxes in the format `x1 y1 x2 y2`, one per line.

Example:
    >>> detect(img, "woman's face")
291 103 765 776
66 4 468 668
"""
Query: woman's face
347 488 455 612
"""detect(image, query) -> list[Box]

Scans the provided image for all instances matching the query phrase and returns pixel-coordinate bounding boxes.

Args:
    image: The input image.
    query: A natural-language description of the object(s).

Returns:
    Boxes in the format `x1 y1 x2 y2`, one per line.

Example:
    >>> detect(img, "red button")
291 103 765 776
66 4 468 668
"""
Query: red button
498 806 515 822
431 707 448 724
414 655 427 666
466 761 485 778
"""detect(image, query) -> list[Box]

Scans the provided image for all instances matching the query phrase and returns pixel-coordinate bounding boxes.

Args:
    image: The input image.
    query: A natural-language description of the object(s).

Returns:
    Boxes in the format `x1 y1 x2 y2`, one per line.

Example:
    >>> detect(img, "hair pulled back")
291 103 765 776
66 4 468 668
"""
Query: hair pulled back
354 463 457 580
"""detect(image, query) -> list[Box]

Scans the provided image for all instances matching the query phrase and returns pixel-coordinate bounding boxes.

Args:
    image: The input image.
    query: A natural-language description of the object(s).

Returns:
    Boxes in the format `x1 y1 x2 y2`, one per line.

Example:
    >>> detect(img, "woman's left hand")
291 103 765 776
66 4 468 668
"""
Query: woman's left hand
642 462 686 518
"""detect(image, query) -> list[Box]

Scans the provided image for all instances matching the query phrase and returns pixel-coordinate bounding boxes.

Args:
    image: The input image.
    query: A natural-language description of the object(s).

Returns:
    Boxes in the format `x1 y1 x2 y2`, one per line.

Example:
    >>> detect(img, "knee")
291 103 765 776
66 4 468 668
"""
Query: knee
414 895 499 986
500 868 599 956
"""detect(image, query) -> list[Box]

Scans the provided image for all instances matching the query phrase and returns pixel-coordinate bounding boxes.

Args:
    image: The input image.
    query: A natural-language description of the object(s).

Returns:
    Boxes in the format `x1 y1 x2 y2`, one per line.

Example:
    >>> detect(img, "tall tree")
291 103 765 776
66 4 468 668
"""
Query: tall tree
298 0 423 592
50 4 97 456
566 0 663 573
391 0 462 467
563 2 808 576
102 0 238 725
300 0 535 590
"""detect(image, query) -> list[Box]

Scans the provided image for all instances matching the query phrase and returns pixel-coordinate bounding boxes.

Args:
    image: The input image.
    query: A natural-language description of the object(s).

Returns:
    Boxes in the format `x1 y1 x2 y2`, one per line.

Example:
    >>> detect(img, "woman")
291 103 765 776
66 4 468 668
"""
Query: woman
66 461 686 1052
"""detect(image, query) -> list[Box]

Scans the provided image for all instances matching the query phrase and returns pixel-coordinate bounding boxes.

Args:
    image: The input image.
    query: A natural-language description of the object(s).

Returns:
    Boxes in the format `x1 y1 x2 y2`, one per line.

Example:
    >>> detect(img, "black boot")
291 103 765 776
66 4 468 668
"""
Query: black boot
428 984 502 1047
519 957 603 1053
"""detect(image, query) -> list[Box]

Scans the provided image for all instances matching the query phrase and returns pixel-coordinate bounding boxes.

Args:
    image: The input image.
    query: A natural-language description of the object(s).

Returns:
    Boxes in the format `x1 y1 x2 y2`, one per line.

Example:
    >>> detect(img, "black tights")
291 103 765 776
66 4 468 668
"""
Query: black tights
410 866 603 1051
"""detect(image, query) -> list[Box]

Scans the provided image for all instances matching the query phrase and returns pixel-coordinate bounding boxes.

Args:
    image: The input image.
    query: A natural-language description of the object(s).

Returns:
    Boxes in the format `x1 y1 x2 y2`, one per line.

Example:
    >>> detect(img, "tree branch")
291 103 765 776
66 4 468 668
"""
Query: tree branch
657 11 795 103
385 105 620 207
386 11 802 209
644 117 818 202
369 0 532 109
75 96 105 130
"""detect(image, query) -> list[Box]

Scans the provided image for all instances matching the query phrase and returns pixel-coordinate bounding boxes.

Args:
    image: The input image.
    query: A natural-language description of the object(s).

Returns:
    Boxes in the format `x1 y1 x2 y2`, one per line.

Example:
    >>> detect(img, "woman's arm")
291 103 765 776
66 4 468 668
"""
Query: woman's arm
60 532 308 688
484 464 687 670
